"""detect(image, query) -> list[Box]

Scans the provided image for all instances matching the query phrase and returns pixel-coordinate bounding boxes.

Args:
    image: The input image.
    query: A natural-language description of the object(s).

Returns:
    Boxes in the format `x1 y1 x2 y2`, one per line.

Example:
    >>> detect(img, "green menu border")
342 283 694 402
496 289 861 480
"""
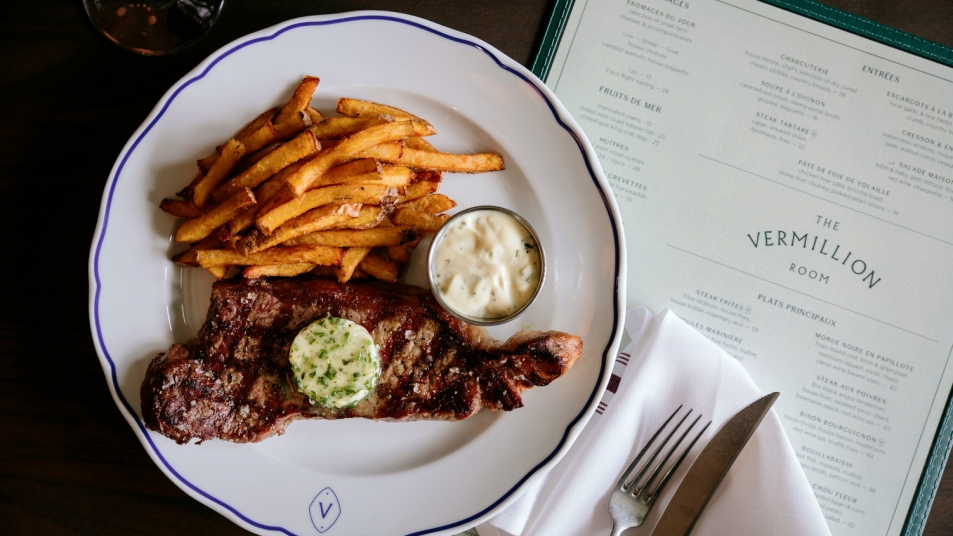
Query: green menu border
532 0 953 78
530 1 953 535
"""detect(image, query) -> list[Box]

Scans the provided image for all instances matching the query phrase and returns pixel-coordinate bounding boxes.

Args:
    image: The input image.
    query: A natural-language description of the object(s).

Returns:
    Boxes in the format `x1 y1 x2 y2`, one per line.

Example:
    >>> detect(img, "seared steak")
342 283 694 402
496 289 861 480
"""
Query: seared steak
141 277 583 443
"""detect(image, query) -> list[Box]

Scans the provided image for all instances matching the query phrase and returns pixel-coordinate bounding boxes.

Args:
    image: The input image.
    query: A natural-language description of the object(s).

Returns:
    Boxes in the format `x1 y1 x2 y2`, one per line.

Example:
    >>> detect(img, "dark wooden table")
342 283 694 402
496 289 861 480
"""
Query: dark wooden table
2 1 951 534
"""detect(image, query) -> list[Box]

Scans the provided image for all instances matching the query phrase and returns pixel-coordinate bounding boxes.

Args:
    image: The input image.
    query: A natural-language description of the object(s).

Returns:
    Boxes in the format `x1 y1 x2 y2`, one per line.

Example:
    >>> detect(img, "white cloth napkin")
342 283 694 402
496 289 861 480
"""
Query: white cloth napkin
480 307 830 536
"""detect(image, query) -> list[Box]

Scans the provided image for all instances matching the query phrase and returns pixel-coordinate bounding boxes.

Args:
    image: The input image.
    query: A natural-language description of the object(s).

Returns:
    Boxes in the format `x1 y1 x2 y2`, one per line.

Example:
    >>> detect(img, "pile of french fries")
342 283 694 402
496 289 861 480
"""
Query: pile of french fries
161 76 504 283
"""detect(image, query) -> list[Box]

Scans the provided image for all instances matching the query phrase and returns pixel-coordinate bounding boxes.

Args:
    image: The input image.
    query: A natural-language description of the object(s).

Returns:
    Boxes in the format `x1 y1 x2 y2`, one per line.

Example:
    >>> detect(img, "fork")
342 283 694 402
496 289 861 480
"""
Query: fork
607 405 711 536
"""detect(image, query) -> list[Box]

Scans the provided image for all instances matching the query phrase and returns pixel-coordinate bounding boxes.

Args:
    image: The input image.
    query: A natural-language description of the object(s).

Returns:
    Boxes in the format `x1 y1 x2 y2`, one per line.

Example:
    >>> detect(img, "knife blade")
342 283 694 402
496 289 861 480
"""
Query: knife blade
650 391 780 536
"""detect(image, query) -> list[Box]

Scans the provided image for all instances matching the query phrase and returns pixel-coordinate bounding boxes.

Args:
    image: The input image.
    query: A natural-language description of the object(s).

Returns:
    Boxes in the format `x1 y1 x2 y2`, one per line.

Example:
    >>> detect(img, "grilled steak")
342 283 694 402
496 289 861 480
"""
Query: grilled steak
141 276 583 443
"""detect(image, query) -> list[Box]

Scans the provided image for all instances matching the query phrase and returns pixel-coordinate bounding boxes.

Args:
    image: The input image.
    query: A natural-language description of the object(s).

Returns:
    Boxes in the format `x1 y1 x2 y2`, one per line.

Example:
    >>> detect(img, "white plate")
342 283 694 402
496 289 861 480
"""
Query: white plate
88 12 626 536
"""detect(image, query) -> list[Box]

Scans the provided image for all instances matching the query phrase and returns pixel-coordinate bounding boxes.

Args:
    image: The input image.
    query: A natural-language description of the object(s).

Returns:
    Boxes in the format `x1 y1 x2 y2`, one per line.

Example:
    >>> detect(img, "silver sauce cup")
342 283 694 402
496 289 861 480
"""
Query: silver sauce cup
427 206 546 326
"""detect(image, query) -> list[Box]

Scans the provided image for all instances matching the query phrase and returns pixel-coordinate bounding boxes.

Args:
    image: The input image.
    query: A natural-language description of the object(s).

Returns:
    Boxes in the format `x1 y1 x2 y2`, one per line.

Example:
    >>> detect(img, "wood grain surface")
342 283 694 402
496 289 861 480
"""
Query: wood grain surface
1 1 951 534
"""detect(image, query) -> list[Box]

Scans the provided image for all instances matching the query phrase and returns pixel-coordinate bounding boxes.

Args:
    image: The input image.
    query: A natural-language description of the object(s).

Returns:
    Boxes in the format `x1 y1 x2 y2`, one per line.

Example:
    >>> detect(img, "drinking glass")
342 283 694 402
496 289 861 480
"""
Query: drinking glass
83 0 225 55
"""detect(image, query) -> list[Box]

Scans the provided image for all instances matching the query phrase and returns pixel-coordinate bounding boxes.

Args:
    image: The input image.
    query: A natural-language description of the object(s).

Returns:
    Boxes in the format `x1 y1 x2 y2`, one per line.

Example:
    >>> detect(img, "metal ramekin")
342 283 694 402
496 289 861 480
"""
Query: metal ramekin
427 205 546 326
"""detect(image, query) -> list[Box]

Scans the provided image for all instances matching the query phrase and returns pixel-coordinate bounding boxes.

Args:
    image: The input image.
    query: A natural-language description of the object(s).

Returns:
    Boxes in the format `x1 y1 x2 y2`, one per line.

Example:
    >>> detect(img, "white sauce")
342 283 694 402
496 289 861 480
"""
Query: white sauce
289 317 380 408
432 209 541 319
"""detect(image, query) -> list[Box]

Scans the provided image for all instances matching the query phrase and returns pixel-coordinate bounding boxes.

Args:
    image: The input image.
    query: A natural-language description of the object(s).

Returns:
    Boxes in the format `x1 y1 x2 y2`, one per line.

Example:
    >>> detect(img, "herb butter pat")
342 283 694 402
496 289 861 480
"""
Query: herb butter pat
289 317 380 408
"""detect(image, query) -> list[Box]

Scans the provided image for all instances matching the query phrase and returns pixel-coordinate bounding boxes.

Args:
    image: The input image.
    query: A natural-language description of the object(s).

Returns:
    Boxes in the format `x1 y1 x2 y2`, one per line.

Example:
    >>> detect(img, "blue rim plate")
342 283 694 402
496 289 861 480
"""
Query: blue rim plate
88 12 626 535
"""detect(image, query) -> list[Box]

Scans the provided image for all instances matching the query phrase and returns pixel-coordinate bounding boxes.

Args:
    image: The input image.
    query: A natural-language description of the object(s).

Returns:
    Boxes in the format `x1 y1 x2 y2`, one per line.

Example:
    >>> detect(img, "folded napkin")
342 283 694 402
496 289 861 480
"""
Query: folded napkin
480 307 830 536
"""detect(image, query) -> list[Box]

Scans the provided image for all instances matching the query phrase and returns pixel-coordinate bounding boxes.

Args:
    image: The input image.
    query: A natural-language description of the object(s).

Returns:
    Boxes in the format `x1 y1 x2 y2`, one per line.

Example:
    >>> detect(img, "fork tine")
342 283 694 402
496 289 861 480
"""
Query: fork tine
627 409 693 494
616 405 683 490
646 418 712 501
640 413 702 496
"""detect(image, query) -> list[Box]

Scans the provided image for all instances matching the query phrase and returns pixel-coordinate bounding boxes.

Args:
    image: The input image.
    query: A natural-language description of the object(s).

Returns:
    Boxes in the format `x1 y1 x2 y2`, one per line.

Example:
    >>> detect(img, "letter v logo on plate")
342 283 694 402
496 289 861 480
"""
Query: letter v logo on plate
309 487 341 533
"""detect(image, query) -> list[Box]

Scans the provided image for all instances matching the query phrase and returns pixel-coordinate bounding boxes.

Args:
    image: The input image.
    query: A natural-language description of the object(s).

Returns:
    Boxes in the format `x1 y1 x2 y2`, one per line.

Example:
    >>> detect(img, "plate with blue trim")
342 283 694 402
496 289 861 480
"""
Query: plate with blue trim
89 11 625 535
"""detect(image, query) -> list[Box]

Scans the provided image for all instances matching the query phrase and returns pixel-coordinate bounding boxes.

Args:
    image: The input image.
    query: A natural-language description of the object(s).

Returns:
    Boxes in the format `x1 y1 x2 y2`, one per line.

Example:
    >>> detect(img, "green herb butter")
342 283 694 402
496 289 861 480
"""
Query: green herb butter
289 317 380 408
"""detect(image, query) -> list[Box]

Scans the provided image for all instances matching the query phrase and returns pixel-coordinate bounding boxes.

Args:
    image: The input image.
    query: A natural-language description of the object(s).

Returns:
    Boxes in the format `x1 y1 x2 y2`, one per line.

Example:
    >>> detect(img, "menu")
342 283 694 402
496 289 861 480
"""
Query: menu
544 1 953 534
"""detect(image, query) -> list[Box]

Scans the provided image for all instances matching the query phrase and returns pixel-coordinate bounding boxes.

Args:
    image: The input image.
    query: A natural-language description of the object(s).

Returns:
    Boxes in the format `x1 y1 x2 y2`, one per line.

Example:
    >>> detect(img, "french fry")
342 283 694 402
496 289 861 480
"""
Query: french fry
355 141 402 163
403 136 437 152
306 159 381 189
214 130 319 200
239 203 363 254
177 172 204 199
228 165 302 235
372 146 504 173
274 110 313 140
336 98 431 128
206 266 229 280
309 116 390 140
243 263 316 278
283 226 418 248
287 121 429 196
392 208 450 232
257 183 398 235
235 142 282 173
379 165 414 187
249 151 370 222
275 76 319 126
405 232 423 248
358 253 400 283
236 108 278 142
196 108 277 173
192 138 246 208
327 206 389 230
241 121 279 154
398 193 456 214
397 172 442 203
175 188 256 243
197 154 218 173
171 232 225 267
305 107 324 124
335 247 371 282
387 245 409 263
197 244 343 268
160 198 203 219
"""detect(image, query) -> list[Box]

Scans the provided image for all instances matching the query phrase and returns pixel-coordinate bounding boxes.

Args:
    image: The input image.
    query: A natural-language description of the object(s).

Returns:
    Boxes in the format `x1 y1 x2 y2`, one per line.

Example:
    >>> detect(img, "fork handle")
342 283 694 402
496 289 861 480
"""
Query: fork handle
609 521 626 536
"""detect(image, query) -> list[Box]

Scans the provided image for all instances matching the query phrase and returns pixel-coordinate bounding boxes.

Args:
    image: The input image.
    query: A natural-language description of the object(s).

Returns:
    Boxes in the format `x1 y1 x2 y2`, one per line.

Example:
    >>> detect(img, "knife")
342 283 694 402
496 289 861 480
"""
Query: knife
650 392 780 536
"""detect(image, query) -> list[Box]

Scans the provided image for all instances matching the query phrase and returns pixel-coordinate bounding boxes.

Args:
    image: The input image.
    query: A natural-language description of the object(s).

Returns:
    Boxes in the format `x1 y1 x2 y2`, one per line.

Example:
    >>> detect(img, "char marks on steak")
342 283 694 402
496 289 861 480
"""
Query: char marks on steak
141 277 583 443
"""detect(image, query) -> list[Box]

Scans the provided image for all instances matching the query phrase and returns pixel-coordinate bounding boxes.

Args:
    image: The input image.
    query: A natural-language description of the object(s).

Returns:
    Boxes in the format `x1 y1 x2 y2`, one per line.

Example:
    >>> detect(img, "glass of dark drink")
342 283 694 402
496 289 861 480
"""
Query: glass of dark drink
83 0 225 55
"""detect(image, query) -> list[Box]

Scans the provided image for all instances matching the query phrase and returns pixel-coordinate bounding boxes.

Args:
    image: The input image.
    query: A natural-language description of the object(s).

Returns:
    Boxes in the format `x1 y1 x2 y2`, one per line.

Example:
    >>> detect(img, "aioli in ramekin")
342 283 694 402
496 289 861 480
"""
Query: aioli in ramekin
429 207 544 324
